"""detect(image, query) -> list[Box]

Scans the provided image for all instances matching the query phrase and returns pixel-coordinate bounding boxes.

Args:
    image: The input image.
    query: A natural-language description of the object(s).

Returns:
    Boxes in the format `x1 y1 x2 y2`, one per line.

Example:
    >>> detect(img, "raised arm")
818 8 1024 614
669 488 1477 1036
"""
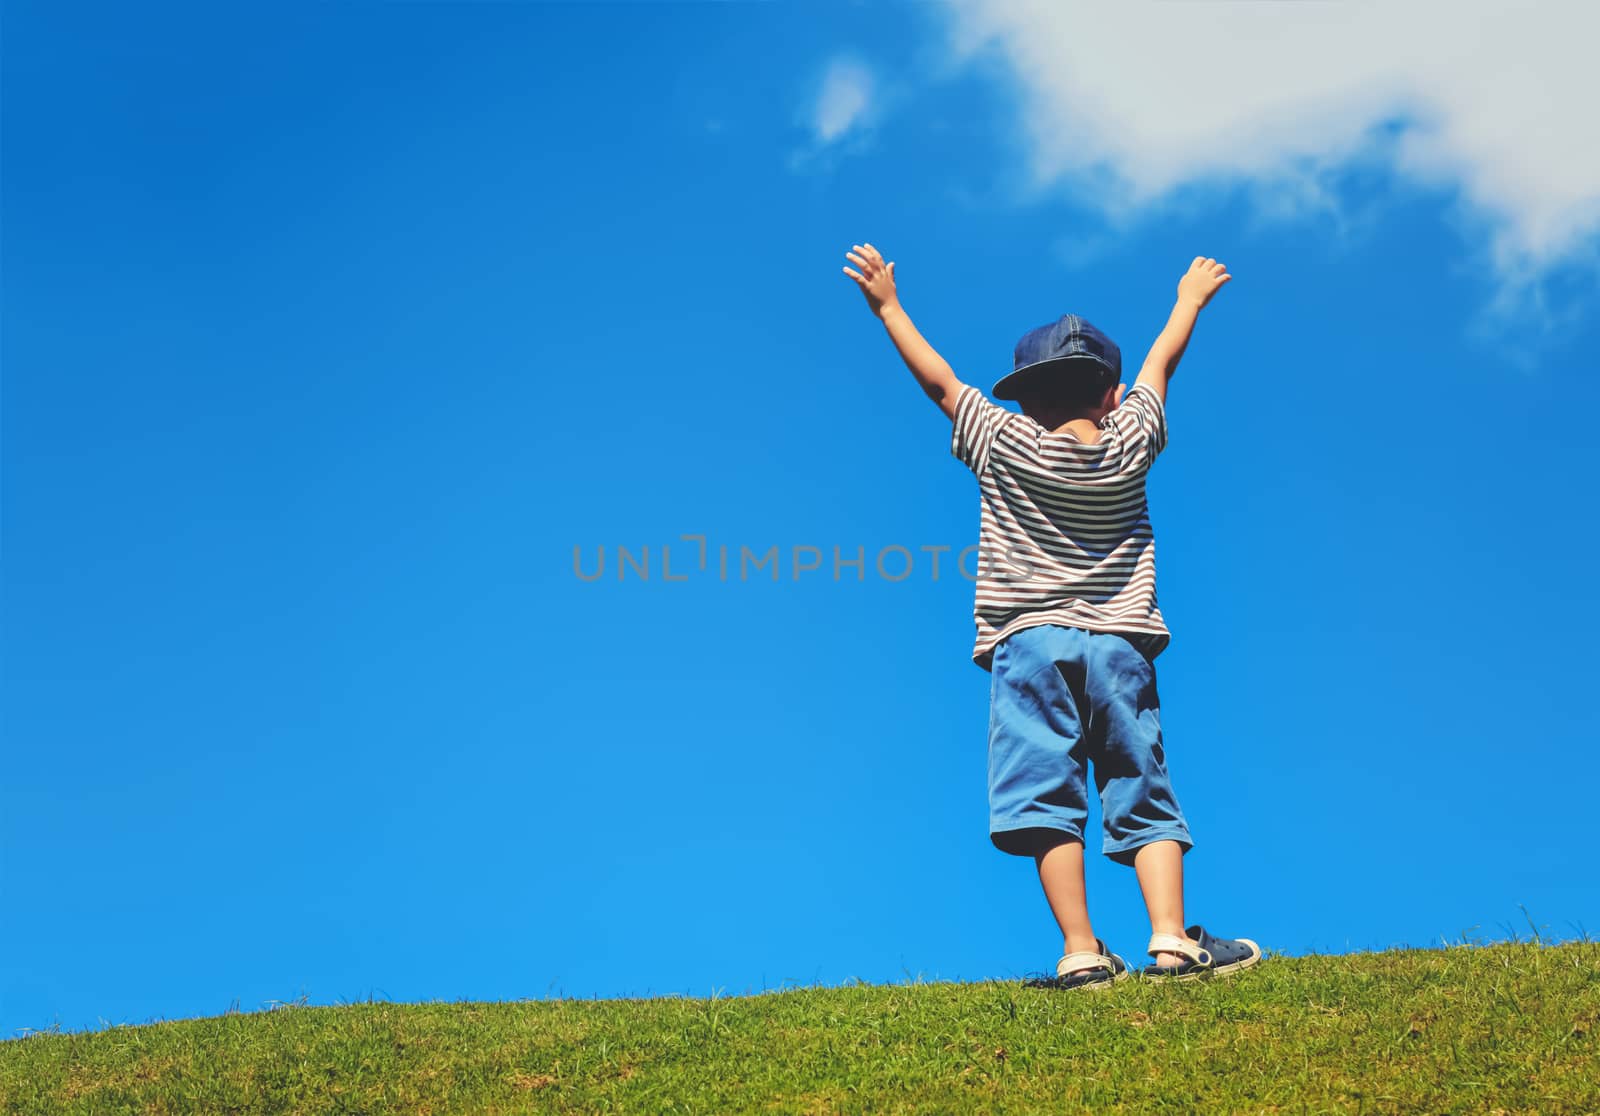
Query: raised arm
843 243 967 421
1132 256 1232 404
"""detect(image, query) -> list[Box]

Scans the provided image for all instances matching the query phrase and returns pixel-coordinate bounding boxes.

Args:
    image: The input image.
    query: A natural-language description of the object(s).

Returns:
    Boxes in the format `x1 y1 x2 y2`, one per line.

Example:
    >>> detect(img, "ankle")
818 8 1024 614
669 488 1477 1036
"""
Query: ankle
1063 932 1100 956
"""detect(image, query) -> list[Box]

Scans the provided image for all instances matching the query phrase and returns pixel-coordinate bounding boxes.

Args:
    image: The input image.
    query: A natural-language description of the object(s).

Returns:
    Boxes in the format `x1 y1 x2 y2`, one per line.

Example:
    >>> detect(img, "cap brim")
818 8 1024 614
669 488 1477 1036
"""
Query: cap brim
992 355 1114 401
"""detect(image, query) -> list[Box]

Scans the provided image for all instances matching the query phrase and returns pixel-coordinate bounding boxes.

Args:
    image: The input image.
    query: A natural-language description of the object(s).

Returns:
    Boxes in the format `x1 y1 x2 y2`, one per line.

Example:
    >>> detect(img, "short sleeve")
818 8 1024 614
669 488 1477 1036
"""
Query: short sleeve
950 384 1013 475
1102 383 1168 473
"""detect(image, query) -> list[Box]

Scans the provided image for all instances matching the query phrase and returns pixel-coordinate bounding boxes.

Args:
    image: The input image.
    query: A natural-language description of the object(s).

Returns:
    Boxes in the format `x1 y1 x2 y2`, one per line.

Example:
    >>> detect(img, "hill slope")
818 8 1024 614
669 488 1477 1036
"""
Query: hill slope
3 942 1597 1114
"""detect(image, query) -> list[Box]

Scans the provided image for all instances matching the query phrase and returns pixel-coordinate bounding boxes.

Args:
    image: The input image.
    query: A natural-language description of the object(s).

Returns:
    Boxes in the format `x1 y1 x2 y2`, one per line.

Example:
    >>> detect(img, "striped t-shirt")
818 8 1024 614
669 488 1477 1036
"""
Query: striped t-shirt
951 382 1170 670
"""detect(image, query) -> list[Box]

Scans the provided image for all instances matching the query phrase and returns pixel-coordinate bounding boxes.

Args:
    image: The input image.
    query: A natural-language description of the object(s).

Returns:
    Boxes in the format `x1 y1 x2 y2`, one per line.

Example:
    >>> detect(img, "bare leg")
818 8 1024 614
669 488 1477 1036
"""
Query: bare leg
1034 836 1100 973
1133 839 1188 967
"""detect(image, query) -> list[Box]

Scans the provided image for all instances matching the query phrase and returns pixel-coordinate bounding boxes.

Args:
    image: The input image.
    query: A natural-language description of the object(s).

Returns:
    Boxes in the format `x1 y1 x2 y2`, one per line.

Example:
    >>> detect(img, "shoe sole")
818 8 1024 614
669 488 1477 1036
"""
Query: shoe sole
1140 938 1262 983
1033 962 1134 992
1055 972 1130 992
1072 969 1132 991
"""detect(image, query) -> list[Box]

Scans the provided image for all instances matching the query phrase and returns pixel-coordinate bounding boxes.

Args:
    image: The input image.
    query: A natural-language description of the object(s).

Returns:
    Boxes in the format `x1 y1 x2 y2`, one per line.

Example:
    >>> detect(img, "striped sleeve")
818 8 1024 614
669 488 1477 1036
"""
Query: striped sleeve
950 385 1011 475
1103 383 1168 473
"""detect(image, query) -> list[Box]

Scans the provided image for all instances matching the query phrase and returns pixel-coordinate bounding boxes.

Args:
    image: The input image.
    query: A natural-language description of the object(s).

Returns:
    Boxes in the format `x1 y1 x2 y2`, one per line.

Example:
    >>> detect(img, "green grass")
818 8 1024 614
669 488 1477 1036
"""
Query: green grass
4 942 1597 1114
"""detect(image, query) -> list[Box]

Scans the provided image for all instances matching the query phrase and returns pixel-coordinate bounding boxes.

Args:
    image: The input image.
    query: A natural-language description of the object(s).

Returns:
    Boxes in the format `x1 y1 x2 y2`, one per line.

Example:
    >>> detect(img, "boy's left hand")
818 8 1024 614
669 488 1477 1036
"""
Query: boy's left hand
843 243 900 318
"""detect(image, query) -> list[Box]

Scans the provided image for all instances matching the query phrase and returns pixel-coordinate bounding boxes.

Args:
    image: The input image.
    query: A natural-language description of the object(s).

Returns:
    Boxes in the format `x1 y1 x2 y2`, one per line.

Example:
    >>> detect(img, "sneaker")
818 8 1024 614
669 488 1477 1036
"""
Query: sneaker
1140 924 1262 982
1023 937 1131 991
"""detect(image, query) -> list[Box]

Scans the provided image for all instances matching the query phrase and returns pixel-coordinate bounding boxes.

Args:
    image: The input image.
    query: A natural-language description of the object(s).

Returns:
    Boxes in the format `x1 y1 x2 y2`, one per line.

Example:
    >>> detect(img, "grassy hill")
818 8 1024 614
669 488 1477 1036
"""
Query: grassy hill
3 941 1596 1114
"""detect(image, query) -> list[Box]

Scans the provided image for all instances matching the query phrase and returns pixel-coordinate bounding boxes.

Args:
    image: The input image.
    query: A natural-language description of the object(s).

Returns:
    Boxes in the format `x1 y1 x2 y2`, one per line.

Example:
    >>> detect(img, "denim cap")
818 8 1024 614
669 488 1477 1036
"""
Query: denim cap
992 314 1121 401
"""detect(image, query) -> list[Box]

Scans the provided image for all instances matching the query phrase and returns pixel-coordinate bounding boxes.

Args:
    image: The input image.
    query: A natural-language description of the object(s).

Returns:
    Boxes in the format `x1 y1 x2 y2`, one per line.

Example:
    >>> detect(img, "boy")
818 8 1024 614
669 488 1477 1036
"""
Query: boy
842 244 1261 990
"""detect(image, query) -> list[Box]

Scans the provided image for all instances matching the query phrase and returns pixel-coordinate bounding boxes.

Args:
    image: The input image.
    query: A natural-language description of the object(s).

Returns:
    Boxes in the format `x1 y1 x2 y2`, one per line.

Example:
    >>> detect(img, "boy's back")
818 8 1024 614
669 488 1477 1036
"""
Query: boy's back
951 380 1169 670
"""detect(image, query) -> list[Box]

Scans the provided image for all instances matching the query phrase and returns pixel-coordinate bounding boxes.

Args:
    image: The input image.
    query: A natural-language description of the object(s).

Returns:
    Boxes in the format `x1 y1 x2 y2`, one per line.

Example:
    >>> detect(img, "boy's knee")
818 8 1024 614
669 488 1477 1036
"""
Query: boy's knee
1104 832 1193 867
992 824 1083 858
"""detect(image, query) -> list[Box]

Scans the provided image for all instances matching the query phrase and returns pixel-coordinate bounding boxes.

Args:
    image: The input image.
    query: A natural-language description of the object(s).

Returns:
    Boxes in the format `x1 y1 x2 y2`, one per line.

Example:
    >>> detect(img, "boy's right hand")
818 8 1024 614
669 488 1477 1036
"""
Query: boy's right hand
843 243 900 318
1177 256 1232 310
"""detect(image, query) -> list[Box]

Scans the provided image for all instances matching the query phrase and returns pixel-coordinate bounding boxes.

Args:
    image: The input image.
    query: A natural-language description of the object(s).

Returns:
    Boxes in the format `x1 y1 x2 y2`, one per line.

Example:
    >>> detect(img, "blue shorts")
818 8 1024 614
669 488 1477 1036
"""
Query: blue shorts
987 624 1194 864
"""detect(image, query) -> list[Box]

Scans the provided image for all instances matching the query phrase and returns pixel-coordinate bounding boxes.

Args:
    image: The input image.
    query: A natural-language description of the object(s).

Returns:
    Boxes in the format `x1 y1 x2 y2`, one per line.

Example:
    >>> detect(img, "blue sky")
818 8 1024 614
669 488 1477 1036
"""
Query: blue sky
5 2 1599 1036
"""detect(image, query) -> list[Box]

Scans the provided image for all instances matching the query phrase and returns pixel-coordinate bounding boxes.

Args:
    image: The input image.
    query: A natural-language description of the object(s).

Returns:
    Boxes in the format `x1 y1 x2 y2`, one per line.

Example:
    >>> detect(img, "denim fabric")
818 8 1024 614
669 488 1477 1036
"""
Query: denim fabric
987 623 1194 863
992 313 1120 400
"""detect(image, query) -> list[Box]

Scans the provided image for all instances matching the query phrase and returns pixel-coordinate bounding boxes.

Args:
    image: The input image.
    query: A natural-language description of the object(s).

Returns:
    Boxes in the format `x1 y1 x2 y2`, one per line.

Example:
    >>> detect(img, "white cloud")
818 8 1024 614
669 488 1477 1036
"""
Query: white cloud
935 0 1600 283
811 56 875 144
